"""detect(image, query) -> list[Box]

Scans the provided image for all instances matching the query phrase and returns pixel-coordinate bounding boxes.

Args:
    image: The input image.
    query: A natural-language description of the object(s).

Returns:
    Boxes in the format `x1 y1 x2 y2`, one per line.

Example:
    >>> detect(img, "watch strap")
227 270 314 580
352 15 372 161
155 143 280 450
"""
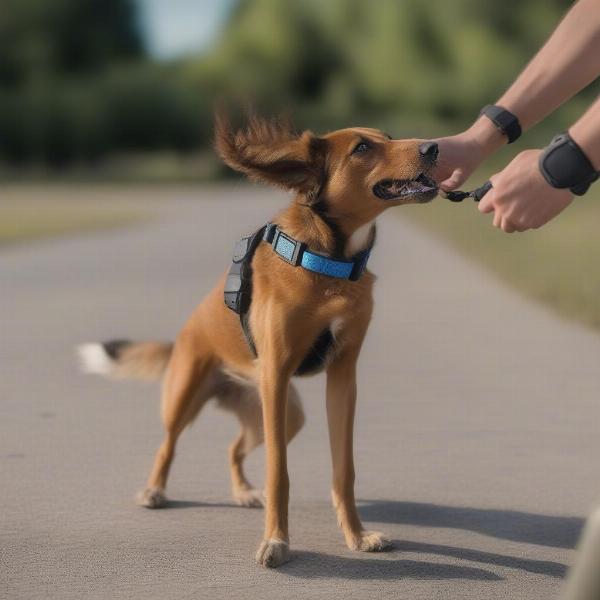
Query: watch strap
480 105 522 144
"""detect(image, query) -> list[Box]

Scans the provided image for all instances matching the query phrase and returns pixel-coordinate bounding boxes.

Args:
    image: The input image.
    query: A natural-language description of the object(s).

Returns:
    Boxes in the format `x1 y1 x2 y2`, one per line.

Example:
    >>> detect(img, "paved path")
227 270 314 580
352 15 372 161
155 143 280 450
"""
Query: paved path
2 186 600 599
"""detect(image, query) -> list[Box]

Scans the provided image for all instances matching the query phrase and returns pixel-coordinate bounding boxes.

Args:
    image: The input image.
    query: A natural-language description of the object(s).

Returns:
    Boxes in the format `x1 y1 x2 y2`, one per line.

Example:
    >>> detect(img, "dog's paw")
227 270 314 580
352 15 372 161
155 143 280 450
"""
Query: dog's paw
233 487 265 508
136 487 167 509
350 531 393 552
255 538 290 568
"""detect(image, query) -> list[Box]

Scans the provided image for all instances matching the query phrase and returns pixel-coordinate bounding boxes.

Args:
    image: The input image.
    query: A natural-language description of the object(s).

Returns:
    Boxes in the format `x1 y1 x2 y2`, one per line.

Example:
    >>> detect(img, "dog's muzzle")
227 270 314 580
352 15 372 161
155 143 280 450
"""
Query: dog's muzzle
373 173 438 202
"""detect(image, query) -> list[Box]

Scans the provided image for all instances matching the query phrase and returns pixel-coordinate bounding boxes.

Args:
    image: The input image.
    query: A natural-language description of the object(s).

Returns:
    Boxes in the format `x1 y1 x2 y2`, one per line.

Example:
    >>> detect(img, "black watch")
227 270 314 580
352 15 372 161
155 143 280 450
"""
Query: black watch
539 132 599 196
480 105 522 144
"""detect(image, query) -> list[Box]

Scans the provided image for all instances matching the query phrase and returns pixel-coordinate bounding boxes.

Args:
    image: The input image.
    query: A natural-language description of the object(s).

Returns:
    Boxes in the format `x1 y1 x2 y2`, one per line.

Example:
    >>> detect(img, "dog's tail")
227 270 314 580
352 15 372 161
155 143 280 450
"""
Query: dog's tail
77 340 173 381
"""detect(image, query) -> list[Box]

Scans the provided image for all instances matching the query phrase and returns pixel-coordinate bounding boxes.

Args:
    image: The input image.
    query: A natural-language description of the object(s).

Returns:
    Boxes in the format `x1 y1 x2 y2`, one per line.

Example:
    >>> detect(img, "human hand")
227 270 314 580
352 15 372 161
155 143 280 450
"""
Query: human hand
434 117 505 191
434 132 488 191
479 149 573 232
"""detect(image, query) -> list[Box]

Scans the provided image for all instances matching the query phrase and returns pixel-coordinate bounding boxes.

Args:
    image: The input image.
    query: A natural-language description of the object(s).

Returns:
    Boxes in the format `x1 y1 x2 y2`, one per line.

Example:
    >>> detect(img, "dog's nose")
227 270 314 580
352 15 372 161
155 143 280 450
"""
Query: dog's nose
419 141 439 162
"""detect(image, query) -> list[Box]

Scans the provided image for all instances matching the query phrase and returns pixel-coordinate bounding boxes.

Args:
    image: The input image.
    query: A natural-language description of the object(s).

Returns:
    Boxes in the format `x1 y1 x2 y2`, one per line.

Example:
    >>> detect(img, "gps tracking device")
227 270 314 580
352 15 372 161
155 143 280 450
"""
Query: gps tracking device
539 132 599 196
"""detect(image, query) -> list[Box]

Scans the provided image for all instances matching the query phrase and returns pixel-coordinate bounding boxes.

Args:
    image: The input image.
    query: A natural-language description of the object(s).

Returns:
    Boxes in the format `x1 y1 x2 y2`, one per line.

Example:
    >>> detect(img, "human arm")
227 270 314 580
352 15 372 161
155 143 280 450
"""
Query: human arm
435 0 600 190
478 95 600 233
570 93 600 171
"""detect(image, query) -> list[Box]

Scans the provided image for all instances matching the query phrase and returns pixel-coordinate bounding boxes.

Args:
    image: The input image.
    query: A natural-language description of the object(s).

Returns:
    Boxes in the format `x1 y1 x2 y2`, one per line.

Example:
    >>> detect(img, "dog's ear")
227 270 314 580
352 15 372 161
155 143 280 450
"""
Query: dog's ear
215 111 327 201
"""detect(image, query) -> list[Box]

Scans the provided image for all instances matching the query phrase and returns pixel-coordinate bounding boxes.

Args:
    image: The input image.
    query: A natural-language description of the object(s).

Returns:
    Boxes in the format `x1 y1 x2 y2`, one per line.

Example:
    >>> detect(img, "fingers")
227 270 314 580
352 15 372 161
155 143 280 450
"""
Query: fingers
440 168 466 192
485 180 518 233
501 219 517 234
492 210 502 229
478 173 498 214
476 150 573 234
478 192 495 214
491 212 517 233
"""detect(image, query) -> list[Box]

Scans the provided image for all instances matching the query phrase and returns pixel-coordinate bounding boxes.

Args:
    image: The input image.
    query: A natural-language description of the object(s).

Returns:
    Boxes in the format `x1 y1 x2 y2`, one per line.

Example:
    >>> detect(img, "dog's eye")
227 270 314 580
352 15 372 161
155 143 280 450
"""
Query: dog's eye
351 141 371 155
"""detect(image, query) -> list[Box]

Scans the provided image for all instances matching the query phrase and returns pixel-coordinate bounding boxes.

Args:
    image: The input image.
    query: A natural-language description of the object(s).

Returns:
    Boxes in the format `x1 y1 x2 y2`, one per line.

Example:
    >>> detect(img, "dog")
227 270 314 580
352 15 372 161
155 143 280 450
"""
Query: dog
78 113 439 568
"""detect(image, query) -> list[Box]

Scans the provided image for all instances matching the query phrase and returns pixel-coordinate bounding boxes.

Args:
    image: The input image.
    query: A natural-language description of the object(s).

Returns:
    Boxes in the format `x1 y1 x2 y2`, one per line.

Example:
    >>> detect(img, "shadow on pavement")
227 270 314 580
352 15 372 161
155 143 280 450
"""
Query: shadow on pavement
394 540 567 578
163 499 237 509
280 550 503 581
359 500 584 549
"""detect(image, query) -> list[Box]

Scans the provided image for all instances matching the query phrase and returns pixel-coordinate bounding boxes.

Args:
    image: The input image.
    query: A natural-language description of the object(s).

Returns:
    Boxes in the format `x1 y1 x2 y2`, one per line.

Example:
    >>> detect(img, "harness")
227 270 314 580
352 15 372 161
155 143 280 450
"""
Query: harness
223 222 373 358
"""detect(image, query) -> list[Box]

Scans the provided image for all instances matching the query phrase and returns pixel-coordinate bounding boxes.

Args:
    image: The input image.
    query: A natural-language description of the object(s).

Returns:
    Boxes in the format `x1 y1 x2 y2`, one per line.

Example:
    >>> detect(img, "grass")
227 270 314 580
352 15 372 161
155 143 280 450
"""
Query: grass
402 161 600 330
0 185 154 246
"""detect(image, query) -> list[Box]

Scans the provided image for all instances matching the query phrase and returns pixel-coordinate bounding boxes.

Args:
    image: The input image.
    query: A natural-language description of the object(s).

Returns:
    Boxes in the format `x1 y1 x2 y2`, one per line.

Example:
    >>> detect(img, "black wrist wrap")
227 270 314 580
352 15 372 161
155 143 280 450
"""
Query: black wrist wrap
539 133 599 196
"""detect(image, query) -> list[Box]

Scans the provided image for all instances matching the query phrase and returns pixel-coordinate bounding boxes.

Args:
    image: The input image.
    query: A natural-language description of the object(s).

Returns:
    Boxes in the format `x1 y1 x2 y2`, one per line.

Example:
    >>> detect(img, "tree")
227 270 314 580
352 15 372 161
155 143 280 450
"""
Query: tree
0 0 144 85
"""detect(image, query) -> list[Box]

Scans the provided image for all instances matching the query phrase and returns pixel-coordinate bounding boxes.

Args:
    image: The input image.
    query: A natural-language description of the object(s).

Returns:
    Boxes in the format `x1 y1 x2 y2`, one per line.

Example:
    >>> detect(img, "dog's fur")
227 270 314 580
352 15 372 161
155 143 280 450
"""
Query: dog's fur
79 113 438 568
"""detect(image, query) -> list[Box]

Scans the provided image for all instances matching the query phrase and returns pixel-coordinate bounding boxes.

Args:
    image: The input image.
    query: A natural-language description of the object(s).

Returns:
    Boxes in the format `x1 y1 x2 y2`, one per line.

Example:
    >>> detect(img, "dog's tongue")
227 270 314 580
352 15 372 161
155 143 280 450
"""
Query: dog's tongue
412 173 437 192
403 180 435 195
387 176 435 196
386 180 407 195
374 173 438 200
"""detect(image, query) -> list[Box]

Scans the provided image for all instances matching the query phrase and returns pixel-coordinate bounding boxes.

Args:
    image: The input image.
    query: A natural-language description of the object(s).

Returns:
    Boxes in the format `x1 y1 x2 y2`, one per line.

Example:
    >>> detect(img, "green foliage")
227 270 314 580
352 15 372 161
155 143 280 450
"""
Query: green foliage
0 0 592 167
0 0 142 84
0 0 206 165
193 0 576 131
0 64 208 166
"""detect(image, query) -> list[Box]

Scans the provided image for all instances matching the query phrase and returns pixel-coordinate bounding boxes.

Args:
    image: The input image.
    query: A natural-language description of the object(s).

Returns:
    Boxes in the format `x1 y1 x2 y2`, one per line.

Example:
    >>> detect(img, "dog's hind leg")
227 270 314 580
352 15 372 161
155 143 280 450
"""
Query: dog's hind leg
220 381 265 508
217 377 305 508
137 335 217 508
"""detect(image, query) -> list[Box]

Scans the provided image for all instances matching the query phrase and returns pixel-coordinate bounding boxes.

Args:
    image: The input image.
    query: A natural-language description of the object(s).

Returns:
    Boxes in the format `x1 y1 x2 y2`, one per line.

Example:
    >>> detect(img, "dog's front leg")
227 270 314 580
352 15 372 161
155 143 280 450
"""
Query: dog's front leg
326 349 392 552
255 348 293 568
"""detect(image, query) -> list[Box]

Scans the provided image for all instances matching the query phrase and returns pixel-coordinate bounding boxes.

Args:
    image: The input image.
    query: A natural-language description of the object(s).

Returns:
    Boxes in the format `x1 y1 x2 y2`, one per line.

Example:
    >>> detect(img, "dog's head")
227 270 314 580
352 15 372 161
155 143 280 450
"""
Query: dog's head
215 113 438 233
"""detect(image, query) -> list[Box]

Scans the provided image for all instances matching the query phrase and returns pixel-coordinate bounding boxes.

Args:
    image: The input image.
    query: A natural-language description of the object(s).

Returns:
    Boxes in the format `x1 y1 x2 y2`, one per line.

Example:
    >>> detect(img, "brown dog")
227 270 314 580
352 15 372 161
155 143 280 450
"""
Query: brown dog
78 113 439 568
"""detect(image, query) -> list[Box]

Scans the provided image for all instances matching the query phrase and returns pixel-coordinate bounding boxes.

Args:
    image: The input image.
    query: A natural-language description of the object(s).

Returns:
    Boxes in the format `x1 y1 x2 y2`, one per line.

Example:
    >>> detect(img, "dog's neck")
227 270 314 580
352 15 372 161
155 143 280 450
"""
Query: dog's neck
346 220 376 256
275 200 375 258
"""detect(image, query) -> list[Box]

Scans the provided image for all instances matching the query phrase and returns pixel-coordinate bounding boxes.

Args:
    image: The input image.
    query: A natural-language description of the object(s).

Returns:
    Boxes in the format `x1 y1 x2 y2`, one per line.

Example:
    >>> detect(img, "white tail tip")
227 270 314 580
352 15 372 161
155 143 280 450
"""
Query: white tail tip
77 343 115 376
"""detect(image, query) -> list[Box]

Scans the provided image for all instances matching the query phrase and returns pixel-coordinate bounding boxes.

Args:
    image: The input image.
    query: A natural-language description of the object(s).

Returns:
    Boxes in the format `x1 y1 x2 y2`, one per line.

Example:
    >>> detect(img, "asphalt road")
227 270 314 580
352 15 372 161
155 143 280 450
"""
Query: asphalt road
3 186 600 599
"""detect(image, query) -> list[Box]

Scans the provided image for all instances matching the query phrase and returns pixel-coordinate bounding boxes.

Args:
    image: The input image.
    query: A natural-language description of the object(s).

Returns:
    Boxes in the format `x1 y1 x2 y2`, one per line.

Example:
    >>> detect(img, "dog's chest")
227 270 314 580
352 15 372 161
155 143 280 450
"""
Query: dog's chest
295 328 335 377
294 318 344 377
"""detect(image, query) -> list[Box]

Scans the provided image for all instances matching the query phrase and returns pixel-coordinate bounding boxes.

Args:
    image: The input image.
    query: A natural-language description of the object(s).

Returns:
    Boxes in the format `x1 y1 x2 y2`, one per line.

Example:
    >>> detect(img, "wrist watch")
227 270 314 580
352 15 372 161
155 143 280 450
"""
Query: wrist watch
539 132 599 196
480 105 522 144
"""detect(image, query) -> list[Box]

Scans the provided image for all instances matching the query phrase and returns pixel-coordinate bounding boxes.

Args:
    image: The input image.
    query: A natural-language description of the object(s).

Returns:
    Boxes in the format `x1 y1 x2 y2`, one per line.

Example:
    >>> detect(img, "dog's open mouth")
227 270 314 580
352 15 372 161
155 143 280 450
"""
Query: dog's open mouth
373 173 438 202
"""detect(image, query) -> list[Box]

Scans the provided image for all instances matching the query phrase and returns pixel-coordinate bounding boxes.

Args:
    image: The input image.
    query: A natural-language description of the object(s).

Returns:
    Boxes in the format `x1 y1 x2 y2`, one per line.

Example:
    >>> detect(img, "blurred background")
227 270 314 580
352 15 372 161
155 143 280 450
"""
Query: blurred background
4 6 600 596
2 0 600 327
1 0 592 174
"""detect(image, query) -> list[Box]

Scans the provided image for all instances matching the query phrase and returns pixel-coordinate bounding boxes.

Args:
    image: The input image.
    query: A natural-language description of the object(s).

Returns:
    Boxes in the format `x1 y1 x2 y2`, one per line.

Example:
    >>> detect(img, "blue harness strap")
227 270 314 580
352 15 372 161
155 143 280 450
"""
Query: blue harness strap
263 223 371 281
223 223 373 360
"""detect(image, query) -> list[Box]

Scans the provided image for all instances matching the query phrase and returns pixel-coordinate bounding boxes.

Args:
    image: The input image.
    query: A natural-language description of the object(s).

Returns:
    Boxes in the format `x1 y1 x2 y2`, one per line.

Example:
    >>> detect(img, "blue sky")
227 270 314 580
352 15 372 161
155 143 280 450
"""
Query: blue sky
136 0 236 59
